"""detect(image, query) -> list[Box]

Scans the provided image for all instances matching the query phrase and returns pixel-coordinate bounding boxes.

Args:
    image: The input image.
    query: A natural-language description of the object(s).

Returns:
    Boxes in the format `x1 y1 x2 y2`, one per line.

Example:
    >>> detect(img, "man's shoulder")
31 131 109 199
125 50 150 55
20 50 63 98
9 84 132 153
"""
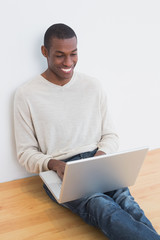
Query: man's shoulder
15 75 41 96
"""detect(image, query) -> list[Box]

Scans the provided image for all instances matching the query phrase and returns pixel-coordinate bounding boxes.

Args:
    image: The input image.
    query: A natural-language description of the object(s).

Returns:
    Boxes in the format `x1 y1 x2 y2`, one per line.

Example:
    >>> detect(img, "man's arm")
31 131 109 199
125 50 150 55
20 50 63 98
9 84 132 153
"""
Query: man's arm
96 89 119 154
14 90 66 178
14 89 52 173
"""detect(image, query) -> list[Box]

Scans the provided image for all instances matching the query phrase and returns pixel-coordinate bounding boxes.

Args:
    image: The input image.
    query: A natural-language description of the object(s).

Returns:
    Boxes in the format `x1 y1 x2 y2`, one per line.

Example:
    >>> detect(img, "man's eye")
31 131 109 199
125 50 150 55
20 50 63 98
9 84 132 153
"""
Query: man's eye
56 55 63 58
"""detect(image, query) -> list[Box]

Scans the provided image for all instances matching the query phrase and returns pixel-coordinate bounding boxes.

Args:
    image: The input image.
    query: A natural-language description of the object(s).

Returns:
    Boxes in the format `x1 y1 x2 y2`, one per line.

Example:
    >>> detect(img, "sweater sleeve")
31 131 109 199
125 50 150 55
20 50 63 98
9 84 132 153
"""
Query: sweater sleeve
14 89 52 173
97 89 119 154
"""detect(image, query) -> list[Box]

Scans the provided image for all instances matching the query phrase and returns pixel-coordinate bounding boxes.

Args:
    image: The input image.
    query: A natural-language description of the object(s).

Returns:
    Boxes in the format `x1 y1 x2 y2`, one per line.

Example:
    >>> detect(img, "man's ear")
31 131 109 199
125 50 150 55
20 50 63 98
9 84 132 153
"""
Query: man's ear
41 46 48 58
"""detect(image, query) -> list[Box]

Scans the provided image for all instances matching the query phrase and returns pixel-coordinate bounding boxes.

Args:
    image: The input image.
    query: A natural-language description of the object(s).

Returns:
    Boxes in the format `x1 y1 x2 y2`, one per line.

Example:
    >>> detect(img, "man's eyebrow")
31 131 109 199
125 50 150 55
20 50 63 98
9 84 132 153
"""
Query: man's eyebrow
55 48 77 54
72 48 77 52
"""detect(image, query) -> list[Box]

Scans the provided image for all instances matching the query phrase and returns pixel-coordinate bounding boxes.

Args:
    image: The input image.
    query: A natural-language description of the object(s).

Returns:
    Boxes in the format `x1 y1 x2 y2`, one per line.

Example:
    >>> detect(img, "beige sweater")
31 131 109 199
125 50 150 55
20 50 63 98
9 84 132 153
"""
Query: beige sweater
14 72 119 173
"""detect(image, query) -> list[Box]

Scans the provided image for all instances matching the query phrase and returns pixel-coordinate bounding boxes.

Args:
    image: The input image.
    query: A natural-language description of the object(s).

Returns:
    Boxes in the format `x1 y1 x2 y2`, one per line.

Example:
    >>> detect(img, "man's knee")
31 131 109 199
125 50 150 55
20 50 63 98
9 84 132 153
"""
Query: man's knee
86 193 120 217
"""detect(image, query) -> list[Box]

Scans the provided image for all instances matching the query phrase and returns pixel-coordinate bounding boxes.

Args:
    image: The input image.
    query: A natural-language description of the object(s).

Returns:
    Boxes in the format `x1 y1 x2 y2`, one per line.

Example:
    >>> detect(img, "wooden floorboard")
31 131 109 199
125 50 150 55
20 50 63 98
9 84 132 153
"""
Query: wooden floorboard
0 149 160 239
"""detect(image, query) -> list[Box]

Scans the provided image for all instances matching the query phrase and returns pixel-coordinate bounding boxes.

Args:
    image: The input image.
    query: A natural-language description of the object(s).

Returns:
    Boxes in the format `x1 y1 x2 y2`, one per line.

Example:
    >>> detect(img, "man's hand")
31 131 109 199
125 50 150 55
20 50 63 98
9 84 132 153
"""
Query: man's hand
47 150 105 179
48 159 66 180
94 150 106 157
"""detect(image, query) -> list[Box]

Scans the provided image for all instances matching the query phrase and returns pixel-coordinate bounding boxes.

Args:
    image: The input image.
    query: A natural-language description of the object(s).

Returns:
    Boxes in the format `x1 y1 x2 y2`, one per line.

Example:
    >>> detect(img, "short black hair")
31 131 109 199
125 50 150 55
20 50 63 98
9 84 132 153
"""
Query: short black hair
44 23 77 51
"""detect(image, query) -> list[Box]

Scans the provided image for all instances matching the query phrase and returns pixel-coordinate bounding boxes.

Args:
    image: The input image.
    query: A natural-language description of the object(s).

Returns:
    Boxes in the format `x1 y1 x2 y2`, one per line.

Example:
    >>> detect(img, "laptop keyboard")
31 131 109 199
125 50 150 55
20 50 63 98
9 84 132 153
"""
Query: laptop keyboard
57 182 62 190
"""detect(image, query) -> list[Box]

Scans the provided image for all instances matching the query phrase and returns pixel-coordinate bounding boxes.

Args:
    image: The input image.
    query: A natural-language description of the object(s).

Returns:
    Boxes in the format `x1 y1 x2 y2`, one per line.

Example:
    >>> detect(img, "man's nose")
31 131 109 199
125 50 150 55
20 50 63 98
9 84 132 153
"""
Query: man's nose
63 56 73 67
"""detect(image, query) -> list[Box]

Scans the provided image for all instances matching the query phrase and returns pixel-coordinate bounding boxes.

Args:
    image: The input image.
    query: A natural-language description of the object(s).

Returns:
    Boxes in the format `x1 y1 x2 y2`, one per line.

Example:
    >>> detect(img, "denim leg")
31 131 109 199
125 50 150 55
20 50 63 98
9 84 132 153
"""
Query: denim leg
107 187 156 232
62 148 98 163
62 192 160 240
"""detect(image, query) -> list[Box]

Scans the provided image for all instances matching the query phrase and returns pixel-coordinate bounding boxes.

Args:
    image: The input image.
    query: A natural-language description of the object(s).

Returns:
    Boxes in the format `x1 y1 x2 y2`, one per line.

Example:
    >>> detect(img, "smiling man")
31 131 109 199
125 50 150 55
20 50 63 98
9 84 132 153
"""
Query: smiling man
14 23 160 240
41 34 78 85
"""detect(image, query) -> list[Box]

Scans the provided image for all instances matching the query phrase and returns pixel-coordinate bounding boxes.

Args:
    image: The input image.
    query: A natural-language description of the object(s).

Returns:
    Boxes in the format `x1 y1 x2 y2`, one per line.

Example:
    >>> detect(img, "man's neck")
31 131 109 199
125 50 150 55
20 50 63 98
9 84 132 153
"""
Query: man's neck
41 70 71 86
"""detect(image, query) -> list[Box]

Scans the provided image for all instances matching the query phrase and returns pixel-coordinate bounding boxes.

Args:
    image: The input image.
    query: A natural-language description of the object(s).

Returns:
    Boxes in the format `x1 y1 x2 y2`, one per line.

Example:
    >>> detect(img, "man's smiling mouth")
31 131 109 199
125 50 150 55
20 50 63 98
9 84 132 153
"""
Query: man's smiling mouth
61 68 72 73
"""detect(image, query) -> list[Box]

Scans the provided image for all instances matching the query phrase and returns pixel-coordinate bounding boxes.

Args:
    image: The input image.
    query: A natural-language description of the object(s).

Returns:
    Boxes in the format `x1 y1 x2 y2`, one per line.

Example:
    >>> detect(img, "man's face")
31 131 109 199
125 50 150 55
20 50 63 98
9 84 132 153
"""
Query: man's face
43 37 78 83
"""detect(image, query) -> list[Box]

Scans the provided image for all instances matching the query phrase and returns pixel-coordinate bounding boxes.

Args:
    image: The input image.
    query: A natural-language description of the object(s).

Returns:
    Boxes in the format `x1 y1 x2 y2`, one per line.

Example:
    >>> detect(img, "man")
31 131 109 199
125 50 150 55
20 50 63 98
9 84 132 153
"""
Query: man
14 23 160 240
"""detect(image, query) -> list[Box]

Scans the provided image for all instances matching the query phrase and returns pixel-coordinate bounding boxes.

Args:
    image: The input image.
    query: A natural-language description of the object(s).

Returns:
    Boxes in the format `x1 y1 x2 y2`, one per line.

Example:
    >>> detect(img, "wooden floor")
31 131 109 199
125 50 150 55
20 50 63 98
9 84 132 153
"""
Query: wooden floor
0 149 160 240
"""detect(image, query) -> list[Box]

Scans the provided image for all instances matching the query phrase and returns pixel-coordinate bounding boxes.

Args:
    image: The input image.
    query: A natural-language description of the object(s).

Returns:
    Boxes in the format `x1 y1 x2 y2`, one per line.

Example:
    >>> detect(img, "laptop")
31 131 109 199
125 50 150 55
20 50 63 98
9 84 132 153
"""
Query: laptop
39 147 148 204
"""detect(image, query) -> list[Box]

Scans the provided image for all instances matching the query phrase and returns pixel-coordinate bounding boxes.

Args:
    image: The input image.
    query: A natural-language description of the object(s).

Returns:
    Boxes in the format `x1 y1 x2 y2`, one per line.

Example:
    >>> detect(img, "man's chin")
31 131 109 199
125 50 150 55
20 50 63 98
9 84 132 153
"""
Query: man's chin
60 71 74 80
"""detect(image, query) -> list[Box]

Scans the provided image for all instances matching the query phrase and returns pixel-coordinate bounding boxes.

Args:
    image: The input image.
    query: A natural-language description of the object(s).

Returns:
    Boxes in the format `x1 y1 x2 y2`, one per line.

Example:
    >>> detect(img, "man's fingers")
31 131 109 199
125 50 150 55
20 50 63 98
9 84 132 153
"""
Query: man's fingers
57 169 65 180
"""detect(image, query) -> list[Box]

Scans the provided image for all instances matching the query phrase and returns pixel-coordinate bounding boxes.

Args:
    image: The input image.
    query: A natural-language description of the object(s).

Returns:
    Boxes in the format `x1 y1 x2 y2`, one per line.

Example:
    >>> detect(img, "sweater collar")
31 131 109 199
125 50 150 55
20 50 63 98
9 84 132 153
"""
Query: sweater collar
39 72 76 89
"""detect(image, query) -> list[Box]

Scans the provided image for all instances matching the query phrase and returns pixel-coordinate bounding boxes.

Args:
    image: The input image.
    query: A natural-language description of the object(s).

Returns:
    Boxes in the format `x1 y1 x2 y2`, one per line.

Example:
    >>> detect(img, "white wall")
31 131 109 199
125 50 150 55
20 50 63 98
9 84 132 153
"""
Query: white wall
1 0 160 183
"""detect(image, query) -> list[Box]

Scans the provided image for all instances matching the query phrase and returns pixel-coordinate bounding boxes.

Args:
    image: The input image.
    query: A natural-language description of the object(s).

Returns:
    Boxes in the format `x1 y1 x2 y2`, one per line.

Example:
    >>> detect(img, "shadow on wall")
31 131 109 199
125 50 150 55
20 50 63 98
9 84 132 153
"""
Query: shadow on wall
10 91 17 159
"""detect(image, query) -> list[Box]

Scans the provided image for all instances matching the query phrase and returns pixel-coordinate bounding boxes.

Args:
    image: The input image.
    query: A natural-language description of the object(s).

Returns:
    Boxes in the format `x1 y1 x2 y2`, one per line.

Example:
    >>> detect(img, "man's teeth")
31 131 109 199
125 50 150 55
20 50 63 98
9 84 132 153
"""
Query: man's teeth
61 68 72 73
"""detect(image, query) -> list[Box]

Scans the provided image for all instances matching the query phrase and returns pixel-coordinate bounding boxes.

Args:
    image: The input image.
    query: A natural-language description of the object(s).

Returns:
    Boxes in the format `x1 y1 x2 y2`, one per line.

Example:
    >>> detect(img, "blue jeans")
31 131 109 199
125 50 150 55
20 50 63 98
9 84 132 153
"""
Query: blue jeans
43 149 160 240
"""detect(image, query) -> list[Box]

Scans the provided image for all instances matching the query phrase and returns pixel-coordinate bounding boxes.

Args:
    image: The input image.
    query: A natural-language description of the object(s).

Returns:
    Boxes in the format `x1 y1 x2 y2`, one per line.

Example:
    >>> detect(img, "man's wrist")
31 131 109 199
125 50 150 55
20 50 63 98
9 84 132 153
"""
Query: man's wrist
94 150 106 156
48 159 56 170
